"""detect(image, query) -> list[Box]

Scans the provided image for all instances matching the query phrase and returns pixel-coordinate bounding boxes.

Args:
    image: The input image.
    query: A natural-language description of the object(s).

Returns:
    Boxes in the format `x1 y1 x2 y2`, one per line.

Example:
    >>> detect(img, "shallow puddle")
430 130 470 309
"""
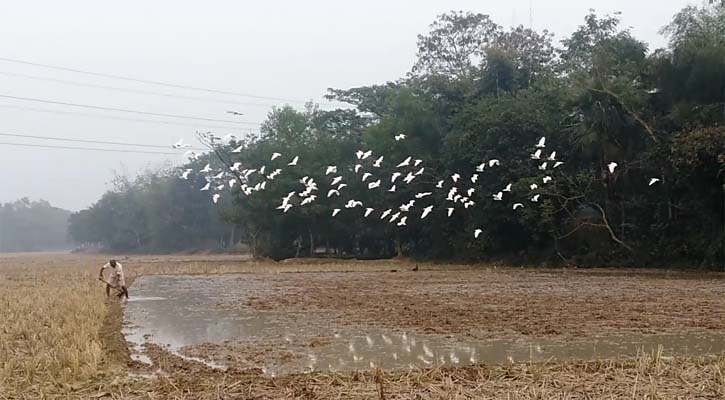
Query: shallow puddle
123 274 725 375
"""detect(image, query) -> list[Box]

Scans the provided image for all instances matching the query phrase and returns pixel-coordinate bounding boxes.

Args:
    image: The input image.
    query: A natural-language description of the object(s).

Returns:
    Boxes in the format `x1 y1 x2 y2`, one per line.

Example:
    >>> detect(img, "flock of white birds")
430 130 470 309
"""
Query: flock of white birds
173 133 661 238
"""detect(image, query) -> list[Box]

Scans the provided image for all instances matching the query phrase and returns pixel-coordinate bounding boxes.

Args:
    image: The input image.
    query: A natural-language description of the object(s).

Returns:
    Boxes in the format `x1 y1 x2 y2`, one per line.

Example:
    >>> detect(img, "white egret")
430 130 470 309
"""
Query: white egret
554 161 564 168
471 174 479 183
421 206 433 219
608 162 618 174
338 183 347 190
391 172 402 183
325 166 337 175
362 172 372 182
173 138 191 149
531 149 542 160
200 164 212 173
288 156 299 166
414 167 425 176
489 159 500 167
397 216 407 226
467 188 475 196
212 194 221 203
503 183 512 192
228 179 237 188
547 151 557 161
513 203 524 210
380 209 392 219
492 192 503 201
394 133 406 141
436 180 444 188
180 169 192 179
474 229 483 238
231 144 243 153
535 137 546 148
396 157 412 168
649 178 660 186
451 173 461 183
327 189 340 198
331 176 343 186
200 182 210 191
531 194 540 202
332 209 341 217
447 208 454 217
415 192 432 199
368 180 381 189
354 164 363 173
530 183 538 190
539 162 548 170
364 208 374 217
271 152 282 161
388 185 396 192
216 184 225 190
542 176 552 184
361 150 372 160
373 156 384 167
414 159 423 167
390 212 401 222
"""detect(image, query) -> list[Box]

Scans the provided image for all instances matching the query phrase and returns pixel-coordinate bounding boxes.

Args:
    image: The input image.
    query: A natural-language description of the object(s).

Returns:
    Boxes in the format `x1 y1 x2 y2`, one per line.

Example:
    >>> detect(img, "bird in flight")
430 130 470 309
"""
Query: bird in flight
513 203 524 210
397 157 412 168
226 110 244 116
180 169 192 180
474 229 483 238
394 133 406 141
173 138 192 149
535 137 546 148
271 152 282 161
492 192 503 201
288 156 299 166
649 178 660 186
608 162 618 174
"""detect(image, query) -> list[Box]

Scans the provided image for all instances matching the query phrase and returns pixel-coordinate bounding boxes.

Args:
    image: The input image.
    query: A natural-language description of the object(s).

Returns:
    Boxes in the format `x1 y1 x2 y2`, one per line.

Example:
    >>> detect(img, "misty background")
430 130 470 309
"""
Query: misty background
0 0 689 212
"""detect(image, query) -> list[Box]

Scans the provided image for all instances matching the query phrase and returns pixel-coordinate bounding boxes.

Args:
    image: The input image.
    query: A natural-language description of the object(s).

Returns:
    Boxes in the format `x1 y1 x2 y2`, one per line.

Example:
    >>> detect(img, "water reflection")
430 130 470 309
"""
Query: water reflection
124 274 725 376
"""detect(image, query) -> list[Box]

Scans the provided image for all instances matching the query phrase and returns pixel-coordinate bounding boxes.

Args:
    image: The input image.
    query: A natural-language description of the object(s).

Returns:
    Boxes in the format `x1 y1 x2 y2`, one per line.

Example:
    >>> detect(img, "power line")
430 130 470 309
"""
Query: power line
0 104 245 131
0 56 328 105
0 93 260 125
0 132 206 151
0 141 182 155
0 70 281 108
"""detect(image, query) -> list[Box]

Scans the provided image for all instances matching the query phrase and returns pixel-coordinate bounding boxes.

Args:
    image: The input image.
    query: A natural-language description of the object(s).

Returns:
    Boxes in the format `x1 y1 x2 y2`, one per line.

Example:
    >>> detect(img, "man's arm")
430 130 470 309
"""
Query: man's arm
99 263 108 281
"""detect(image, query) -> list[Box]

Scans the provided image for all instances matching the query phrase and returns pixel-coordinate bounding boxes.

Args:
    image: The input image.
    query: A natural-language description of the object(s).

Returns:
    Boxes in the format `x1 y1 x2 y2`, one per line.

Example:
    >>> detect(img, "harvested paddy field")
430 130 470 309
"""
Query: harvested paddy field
1 253 724 399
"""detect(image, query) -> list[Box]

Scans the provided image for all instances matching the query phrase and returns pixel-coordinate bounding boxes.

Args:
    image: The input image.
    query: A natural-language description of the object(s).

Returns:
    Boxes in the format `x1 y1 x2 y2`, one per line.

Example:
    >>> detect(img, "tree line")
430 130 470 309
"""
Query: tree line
0 198 72 252
69 5 725 267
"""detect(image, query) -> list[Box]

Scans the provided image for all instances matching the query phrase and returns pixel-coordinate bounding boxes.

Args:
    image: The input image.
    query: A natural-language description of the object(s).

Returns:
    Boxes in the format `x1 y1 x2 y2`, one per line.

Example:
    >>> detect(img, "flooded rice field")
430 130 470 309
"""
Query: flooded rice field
123 271 725 375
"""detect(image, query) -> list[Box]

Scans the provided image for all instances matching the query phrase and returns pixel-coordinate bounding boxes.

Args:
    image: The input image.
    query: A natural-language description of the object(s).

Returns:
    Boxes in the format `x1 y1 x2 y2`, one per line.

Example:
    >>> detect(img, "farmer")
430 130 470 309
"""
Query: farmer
99 259 129 299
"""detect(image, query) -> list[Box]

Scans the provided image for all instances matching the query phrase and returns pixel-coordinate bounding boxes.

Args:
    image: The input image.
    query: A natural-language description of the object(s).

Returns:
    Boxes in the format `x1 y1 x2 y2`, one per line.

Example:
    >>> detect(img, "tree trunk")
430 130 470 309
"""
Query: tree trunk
309 229 314 257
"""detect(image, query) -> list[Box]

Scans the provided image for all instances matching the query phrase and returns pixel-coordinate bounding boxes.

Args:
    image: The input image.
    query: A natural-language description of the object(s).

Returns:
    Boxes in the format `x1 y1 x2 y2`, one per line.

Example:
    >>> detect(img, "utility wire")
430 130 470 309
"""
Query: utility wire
0 104 246 131
0 56 330 105
0 132 206 151
0 70 281 108
0 141 181 155
0 93 260 125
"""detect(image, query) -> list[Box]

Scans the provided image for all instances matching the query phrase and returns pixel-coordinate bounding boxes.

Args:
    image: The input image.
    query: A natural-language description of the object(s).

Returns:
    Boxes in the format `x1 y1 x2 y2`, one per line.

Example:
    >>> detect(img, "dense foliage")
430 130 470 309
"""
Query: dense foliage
0 198 72 252
69 5 725 267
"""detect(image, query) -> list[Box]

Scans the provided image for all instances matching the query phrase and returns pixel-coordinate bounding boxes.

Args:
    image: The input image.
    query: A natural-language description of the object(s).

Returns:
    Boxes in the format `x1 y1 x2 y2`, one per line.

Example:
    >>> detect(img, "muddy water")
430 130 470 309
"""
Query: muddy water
123 274 725 375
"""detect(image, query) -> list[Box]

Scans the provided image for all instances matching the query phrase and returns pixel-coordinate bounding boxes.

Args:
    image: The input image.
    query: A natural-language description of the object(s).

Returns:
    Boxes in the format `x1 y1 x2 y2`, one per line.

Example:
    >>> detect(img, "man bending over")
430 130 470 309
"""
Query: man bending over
99 259 129 299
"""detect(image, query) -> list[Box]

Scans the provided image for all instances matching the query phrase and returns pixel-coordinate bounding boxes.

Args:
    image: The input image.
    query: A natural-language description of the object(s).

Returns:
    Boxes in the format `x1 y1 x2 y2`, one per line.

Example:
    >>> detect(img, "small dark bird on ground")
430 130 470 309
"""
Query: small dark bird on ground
412 264 419 272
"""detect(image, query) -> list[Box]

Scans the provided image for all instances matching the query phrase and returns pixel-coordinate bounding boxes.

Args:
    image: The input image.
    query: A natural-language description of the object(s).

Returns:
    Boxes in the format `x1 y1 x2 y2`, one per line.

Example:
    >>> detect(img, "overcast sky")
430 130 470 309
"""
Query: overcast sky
0 0 696 211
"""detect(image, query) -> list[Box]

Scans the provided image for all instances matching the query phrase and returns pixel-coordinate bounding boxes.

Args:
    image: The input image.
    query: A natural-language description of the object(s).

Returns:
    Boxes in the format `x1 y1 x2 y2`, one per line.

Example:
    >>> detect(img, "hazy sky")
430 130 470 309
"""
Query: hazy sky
0 0 695 211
